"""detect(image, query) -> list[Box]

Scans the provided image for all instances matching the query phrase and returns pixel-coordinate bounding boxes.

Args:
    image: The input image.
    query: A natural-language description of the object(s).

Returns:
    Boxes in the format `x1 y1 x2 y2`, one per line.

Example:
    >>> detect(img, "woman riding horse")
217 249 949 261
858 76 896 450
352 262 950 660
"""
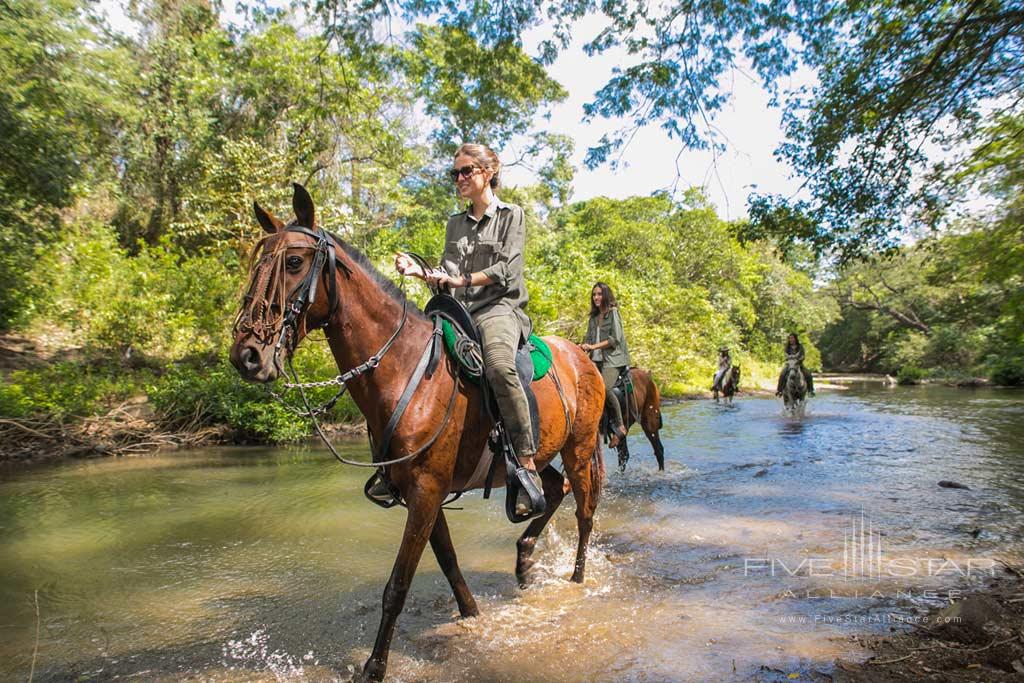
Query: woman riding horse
580 282 630 448
711 347 731 393
392 143 543 518
775 333 815 397
230 181 604 682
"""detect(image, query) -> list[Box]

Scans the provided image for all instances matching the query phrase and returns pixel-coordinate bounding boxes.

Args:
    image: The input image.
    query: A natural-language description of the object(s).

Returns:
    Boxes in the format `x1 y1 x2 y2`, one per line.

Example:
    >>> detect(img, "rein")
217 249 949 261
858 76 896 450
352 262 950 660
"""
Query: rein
240 225 458 470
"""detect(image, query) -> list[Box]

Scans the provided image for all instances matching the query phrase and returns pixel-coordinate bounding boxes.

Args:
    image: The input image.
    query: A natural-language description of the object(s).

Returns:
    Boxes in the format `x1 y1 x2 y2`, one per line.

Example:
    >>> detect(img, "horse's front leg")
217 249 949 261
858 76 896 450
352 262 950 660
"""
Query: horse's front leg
429 508 479 617
617 438 630 472
359 481 444 682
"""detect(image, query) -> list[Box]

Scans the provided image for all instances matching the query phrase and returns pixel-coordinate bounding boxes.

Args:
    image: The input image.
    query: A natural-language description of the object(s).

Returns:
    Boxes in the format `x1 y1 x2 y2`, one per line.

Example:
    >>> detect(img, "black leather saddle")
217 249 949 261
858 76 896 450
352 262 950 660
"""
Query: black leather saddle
425 292 481 347
424 293 540 448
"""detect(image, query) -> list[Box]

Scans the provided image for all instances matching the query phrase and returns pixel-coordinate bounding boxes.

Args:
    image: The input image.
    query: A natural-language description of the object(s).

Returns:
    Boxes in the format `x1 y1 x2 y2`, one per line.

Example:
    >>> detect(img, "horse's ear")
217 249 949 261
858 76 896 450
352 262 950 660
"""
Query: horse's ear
253 201 283 234
292 182 315 228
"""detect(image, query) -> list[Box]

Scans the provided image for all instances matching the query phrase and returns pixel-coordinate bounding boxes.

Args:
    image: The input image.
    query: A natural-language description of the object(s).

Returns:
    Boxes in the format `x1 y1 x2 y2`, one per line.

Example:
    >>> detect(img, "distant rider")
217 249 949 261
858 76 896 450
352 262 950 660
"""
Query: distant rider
775 333 815 397
711 347 731 393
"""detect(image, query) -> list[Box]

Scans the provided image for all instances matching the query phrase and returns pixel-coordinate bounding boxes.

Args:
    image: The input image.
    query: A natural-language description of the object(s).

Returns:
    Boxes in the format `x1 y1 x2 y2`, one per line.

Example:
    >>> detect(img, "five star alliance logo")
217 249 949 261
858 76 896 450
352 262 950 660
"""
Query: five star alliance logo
843 510 883 580
743 509 998 584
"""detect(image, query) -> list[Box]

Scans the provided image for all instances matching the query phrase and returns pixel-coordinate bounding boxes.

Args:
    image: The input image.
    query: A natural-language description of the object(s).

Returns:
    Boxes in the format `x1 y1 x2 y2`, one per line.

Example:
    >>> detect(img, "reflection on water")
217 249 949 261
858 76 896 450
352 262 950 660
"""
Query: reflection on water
1 384 1022 681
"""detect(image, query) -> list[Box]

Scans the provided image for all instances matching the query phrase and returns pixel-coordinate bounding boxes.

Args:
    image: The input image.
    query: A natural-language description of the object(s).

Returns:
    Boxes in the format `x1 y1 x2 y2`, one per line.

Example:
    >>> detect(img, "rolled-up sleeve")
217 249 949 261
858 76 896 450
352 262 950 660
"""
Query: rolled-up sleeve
606 309 625 350
480 206 524 289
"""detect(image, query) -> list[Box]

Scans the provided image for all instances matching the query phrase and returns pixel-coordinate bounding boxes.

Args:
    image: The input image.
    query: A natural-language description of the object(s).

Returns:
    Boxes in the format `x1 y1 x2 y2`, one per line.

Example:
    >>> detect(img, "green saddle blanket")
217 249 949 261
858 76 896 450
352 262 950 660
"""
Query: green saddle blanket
440 319 552 383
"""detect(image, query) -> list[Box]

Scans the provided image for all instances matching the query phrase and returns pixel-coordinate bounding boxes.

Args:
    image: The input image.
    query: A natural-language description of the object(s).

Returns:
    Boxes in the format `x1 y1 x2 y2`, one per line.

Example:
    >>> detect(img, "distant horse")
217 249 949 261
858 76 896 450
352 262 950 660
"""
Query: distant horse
781 358 807 415
713 365 740 405
610 368 666 472
229 184 606 682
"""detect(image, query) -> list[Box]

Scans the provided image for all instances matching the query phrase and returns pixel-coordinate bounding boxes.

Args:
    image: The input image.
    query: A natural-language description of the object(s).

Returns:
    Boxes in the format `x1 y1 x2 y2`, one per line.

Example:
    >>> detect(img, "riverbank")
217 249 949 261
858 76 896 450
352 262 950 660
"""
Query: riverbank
1 333 1008 468
830 569 1024 681
0 332 366 466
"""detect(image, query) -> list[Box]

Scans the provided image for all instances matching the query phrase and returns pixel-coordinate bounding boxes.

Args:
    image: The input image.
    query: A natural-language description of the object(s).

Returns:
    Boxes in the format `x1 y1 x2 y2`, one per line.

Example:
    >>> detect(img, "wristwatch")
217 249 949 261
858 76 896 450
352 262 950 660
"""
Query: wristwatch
461 273 473 288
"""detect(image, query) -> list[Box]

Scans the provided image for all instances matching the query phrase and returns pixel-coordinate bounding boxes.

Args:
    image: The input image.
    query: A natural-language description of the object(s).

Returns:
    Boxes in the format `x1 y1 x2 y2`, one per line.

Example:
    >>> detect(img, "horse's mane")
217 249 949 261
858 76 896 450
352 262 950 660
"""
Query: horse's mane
330 233 425 319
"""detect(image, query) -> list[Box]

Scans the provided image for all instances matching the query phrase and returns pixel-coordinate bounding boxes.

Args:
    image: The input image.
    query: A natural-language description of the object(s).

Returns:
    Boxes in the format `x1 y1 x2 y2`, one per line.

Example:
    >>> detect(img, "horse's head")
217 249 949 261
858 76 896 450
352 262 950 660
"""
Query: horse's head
785 360 804 392
230 183 346 382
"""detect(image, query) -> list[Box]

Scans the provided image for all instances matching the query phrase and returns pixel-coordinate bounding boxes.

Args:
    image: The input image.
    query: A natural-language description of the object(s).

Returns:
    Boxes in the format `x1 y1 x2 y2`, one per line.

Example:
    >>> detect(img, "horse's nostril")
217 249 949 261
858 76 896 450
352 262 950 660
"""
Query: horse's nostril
242 346 261 370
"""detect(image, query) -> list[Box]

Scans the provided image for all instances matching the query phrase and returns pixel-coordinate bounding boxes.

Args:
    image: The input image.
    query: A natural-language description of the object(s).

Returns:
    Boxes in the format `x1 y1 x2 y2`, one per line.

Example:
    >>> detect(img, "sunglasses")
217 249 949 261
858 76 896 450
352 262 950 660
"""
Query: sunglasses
448 165 479 181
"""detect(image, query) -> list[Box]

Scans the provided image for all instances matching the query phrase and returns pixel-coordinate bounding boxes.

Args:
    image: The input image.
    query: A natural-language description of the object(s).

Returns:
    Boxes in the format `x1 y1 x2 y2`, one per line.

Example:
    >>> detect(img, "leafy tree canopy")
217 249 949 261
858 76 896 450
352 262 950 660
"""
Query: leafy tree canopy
306 0 1024 260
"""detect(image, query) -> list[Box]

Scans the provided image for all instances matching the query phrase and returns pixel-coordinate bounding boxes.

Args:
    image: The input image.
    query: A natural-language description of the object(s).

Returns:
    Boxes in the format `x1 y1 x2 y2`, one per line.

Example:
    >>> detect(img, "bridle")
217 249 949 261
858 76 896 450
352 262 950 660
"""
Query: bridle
235 225 457 470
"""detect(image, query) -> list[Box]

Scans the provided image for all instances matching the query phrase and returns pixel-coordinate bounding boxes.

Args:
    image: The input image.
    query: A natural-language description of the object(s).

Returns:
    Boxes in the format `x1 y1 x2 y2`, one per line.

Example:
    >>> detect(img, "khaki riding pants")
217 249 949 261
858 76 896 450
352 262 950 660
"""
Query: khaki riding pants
479 315 536 457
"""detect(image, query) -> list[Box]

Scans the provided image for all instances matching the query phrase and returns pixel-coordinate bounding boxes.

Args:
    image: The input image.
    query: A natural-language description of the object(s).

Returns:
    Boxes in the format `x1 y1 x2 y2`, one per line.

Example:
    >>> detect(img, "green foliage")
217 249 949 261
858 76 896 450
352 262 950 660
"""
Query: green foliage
526 193 834 392
149 350 360 443
27 222 239 357
821 211 1024 382
402 25 567 153
0 362 149 419
990 357 1024 387
314 0 1024 260
9 0 1016 450
148 359 306 442
897 365 926 386
0 0 124 325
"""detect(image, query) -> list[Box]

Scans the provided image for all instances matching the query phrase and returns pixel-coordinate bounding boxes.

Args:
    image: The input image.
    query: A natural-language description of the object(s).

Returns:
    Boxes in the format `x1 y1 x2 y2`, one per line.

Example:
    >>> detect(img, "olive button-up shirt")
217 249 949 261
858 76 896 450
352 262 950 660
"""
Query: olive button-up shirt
441 197 531 339
584 307 630 367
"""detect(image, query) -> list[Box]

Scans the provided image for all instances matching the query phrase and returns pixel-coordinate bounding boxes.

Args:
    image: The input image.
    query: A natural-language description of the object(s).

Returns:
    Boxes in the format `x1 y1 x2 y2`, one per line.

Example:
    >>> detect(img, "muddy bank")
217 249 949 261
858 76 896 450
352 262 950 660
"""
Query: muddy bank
0 332 368 467
828 569 1024 682
0 403 366 467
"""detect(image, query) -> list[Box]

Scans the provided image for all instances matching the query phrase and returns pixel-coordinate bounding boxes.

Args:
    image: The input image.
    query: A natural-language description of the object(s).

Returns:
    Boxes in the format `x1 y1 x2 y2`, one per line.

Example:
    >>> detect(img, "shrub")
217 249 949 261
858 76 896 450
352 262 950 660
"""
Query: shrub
26 221 240 359
897 365 926 385
0 362 148 419
148 352 360 443
989 357 1024 386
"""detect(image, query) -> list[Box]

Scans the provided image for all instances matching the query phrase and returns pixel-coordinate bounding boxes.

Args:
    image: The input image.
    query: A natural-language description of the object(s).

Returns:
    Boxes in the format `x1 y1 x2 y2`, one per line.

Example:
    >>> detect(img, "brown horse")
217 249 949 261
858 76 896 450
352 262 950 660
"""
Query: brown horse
611 368 666 472
229 184 605 682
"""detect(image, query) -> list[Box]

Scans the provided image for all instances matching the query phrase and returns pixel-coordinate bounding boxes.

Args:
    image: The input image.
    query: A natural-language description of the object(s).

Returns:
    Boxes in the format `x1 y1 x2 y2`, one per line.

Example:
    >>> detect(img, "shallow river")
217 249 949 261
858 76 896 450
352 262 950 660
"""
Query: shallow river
2 382 1023 682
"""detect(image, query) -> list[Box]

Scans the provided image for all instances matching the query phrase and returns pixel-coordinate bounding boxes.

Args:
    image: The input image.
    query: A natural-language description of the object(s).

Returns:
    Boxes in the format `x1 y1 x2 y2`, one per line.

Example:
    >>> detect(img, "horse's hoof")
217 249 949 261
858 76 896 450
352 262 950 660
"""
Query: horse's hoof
357 660 386 682
516 558 536 588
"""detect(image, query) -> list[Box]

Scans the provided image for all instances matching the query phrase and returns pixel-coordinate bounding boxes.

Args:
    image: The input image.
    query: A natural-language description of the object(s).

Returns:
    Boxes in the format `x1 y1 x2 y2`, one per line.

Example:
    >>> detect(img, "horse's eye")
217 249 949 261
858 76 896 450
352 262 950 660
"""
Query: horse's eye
286 255 303 271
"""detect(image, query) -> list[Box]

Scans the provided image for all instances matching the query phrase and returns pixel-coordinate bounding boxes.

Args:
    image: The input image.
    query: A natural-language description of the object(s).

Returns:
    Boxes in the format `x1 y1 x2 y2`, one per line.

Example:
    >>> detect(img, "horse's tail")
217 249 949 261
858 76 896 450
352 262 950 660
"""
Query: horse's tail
642 372 663 430
591 436 604 502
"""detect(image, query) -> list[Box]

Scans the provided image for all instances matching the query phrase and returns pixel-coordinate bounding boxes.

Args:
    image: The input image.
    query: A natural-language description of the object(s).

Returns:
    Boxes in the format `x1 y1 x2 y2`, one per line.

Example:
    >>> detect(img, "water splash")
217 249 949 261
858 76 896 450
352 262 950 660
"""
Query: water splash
221 628 317 681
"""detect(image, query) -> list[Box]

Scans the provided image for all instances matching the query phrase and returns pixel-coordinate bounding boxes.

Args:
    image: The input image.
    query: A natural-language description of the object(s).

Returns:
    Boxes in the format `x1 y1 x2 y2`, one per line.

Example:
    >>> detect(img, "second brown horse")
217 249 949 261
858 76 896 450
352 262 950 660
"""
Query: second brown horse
610 368 666 471
229 184 606 682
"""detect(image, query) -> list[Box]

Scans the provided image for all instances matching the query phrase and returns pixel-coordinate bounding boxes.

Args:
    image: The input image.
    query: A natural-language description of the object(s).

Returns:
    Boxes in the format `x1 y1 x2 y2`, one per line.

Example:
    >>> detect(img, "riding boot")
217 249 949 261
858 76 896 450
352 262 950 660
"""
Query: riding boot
776 368 787 396
805 368 815 395
513 467 545 518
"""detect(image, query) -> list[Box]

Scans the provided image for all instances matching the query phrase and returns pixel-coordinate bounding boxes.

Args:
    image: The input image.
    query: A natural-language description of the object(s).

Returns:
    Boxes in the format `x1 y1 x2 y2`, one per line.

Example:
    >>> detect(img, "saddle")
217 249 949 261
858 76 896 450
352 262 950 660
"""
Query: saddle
367 292 546 522
424 294 543 449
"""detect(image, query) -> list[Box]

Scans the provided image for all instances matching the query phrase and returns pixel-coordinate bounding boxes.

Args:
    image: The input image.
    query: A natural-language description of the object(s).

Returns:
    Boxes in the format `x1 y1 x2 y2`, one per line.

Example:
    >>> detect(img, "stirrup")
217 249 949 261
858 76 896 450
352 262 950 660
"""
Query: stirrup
364 471 401 508
506 467 546 523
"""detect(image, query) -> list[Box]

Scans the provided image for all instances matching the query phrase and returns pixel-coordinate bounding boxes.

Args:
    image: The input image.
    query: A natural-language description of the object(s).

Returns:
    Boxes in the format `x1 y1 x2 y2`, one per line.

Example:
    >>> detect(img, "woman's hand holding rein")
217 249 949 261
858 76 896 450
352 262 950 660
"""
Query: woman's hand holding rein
395 252 471 289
